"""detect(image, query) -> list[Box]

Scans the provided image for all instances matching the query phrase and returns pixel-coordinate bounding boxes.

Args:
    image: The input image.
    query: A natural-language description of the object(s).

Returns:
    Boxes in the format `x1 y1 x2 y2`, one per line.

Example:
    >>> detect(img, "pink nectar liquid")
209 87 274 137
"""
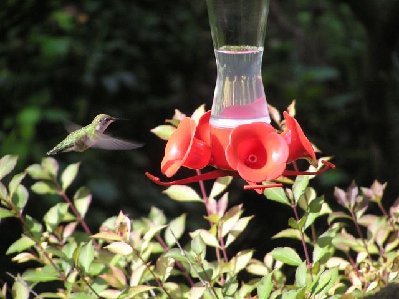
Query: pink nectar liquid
210 47 270 169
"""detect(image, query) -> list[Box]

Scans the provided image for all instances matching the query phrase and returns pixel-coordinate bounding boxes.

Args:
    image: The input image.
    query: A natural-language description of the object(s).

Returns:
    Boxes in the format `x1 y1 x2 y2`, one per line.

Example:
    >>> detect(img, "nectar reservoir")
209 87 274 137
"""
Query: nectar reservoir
206 0 270 169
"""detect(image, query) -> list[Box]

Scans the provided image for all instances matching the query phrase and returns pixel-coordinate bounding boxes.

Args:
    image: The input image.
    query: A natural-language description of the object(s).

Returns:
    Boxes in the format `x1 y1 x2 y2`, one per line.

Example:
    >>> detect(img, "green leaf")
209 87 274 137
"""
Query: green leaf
225 216 253 247
293 176 309 203
61 162 80 190
9 172 26 197
164 248 189 264
264 187 290 206
6 236 35 255
295 262 308 287
150 125 176 140
163 185 202 202
156 255 174 282
43 203 72 232
0 207 14 219
209 176 233 199
0 182 7 201
25 216 43 239
271 247 302 266
31 181 57 195
257 273 273 299
0 155 18 180
191 234 206 255
190 229 220 248
11 185 29 211
272 228 310 243
69 293 97 299
142 224 167 249
26 164 51 180
74 187 92 218
12 276 29 299
41 157 59 178
118 285 157 299
313 269 333 294
230 250 253 274
221 205 243 237
105 241 133 256
165 213 186 247
23 265 60 282
78 241 95 273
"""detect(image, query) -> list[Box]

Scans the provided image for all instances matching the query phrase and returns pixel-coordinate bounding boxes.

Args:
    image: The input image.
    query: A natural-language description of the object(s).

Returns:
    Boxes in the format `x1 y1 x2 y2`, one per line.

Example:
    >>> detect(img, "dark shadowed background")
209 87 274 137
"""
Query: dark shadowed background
1 0 399 282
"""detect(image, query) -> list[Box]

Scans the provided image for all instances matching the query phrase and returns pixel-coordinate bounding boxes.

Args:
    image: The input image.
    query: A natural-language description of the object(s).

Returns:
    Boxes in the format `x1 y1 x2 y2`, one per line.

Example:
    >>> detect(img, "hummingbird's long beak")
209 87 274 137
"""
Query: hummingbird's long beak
111 117 128 121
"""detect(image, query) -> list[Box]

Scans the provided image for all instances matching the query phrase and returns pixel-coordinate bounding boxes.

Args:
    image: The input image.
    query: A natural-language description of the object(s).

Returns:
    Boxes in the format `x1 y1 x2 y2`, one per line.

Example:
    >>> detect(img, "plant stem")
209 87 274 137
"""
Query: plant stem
133 248 173 299
58 188 92 236
350 209 372 261
195 170 224 268
292 204 312 270
155 234 195 287
14 210 66 280
378 202 397 234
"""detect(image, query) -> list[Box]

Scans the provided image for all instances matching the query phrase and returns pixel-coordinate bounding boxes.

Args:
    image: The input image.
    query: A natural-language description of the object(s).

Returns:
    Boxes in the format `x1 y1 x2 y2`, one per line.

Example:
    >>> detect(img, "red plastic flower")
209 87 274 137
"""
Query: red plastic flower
225 122 289 182
281 111 316 165
161 117 211 177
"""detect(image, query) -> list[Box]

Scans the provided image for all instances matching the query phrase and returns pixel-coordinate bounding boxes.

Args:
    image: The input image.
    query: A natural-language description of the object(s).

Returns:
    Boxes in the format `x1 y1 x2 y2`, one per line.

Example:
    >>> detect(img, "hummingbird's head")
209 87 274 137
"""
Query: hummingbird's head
92 114 117 132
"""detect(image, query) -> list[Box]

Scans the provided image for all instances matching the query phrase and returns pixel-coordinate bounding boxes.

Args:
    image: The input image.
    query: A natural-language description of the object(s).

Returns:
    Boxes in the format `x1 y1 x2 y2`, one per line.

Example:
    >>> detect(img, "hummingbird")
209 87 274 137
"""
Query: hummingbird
47 114 142 155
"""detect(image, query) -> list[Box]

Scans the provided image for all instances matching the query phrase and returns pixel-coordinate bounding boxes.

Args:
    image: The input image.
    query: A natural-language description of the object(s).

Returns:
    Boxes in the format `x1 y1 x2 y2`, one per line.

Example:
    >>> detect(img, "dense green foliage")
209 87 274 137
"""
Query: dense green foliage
1 0 399 294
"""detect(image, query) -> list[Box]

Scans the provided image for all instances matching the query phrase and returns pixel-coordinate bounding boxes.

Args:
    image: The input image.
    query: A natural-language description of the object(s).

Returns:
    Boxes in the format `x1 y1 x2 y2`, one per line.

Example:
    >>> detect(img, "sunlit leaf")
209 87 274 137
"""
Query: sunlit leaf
31 181 57 195
293 175 309 203
0 155 18 180
190 104 206 124
11 185 28 212
221 205 243 237
271 247 302 266
225 216 253 247
6 236 35 255
165 213 186 247
91 231 122 242
41 157 59 178
105 241 133 256
272 228 310 243
0 207 14 219
191 234 206 255
0 182 7 201
11 252 37 264
74 186 92 218
156 255 175 282
230 250 253 274
118 285 157 299
26 164 51 180
190 229 220 248
209 176 233 200
246 259 269 276
264 187 290 206
151 125 176 140
257 273 273 299
163 185 202 202
78 241 95 273
295 262 308 287
22 265 60 282
11 276 29 299
61 162 80 190
8 172 26 197
43 203 72 232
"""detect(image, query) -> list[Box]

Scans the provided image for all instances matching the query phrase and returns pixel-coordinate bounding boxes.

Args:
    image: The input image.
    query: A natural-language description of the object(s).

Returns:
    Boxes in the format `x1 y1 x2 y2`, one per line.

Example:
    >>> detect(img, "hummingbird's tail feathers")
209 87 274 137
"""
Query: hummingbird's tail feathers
46 144 75 155
93 134 143 150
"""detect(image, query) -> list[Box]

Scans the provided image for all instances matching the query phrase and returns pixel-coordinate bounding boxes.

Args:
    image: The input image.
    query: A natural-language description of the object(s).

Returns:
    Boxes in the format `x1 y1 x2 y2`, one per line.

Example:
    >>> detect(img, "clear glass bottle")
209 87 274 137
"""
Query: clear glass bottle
206 0 271 128
206 0 270 169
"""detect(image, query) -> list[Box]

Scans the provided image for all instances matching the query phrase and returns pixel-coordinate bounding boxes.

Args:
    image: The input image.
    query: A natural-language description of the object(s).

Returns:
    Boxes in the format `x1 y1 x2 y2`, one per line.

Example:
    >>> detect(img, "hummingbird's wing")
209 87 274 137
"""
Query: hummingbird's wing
64 121 82 133
93 134 143 150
